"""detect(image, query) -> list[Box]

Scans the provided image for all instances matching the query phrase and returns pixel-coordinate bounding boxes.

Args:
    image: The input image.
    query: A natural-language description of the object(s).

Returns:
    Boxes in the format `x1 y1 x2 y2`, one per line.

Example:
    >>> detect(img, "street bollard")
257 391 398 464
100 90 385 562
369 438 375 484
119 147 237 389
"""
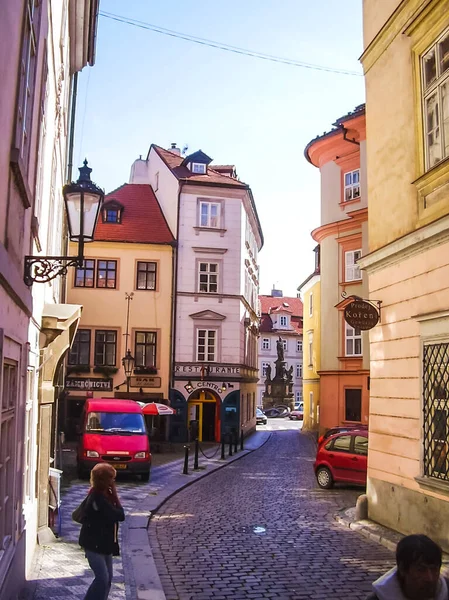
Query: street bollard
221 436 225 460
194 438 199 470
240 429 244 451
183 445 189 475
233 429 238 453
229 433 233 457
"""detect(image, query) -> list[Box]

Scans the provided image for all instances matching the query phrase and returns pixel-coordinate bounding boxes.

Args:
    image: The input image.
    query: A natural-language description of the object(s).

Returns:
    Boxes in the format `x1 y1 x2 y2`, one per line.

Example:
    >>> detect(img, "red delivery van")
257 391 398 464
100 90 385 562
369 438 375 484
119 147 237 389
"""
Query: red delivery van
77 398 151 481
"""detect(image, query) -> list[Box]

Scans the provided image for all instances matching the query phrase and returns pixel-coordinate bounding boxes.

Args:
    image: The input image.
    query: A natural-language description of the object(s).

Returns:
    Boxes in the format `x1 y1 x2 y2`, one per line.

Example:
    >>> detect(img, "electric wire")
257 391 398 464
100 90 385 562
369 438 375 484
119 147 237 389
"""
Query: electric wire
99 10 362 77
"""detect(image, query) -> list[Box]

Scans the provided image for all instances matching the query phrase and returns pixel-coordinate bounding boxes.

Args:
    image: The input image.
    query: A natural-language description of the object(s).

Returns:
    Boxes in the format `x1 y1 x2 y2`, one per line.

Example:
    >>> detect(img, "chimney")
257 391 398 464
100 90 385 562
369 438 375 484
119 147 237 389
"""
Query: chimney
169 143 181 156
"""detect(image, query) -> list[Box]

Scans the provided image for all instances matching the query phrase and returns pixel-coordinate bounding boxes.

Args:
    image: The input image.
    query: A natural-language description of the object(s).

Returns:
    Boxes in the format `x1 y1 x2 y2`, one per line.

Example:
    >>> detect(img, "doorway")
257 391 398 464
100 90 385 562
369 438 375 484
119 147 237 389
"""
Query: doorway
188 390 219 442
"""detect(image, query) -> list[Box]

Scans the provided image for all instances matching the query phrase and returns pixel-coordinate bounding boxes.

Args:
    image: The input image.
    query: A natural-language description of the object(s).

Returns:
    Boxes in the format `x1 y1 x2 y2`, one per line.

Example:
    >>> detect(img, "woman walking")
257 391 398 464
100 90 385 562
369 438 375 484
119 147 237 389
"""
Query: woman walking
79 463 125 600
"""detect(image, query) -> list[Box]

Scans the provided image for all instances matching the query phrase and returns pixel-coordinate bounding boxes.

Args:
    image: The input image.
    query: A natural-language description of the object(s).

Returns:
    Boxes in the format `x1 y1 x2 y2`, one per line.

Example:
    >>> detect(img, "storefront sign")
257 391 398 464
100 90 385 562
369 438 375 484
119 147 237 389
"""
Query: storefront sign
188 381 223 393
175 365 240 375
344 300 379 331
65 377 113 391
129 376 161 388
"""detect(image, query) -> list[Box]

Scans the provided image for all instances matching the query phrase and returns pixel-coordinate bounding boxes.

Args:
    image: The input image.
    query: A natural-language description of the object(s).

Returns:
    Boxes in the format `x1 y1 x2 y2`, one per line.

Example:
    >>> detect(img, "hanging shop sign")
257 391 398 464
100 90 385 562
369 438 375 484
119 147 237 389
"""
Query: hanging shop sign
129 375 161 388
344 299 380 331
65 377 113 391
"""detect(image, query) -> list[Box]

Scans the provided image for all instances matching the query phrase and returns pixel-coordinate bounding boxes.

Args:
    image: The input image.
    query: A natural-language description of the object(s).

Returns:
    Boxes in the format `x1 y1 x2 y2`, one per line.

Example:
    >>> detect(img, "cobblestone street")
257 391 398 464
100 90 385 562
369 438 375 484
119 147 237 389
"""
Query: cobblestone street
150 430 395 600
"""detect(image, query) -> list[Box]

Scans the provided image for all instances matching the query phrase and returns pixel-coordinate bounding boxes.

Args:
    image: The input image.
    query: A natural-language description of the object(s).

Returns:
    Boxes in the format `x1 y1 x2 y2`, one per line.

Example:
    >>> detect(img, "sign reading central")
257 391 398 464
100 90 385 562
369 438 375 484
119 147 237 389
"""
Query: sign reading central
344 299 379 331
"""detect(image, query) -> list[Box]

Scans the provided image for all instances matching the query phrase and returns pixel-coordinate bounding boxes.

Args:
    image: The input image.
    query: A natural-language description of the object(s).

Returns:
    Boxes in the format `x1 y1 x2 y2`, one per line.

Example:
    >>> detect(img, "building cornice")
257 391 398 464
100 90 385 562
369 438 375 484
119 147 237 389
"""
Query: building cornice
358 214 449 274
312 208 367 243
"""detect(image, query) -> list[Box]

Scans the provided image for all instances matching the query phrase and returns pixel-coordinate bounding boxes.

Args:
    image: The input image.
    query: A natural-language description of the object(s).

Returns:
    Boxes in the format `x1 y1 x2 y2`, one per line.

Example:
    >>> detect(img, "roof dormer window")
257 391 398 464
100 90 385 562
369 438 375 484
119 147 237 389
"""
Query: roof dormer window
192 162 207 174
102 200 124 224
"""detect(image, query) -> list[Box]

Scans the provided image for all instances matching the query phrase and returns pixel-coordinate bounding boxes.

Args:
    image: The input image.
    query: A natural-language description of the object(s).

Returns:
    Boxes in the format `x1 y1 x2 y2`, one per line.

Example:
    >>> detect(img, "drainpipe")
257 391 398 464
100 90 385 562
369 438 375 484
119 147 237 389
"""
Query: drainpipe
341 126 360 147
66 72 78 183
170 184 182 391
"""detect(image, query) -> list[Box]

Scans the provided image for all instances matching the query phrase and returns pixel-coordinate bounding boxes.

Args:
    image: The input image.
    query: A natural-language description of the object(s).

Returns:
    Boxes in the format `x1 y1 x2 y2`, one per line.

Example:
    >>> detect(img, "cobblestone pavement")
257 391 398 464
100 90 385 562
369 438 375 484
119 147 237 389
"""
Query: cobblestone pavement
149 430 395 600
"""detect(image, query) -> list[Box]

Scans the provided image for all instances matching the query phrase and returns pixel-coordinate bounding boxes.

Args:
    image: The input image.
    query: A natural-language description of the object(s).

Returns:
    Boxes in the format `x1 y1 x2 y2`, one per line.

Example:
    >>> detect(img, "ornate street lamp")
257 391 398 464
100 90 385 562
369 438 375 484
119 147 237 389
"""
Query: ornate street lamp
24 160 104 286
122 349 135 393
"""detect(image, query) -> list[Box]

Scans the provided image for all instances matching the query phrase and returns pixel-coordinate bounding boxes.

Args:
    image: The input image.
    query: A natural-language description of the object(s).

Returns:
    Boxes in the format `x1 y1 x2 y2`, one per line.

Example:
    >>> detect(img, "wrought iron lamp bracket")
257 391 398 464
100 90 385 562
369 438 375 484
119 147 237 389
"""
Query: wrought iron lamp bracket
341 291 383 322
24 255 83 286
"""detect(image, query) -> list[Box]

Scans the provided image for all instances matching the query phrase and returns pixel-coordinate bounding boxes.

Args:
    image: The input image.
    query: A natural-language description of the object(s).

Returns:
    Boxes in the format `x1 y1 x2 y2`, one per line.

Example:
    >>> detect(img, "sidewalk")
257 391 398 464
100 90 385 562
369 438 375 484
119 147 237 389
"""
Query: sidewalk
20 430 272 600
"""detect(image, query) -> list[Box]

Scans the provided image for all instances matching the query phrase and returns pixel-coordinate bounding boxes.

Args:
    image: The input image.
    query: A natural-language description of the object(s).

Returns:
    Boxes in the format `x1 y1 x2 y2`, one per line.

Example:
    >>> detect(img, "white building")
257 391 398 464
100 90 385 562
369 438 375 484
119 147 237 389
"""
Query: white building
130 144 263 441
258 291 304 407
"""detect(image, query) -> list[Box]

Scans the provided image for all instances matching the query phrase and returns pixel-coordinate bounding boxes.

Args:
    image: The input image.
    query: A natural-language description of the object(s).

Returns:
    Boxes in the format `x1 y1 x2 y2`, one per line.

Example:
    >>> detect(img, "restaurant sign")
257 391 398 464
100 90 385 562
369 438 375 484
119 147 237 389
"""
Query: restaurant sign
65 377 113 391
129 376 161 388
344 299 379 331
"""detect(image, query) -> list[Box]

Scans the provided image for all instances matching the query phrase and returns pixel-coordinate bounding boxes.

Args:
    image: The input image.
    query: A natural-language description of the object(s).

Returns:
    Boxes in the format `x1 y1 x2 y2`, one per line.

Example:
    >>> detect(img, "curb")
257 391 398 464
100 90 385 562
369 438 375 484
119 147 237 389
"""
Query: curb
123 431 272 600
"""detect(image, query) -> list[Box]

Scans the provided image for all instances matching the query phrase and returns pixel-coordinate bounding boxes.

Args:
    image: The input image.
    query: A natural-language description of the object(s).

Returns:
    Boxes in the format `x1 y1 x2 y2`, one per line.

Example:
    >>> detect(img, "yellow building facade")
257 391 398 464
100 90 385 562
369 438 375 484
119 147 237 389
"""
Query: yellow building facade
298 263 321 431
64 184 175 440
360 0 449 549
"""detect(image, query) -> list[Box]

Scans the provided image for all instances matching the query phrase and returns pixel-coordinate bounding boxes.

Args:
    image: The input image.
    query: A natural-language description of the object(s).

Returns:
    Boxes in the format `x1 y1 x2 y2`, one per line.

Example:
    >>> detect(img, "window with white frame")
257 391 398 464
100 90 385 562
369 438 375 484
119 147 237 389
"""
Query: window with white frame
197 329 216 362
296 363 302 378
345 323 362 356
199 201 220 228
282 339 287 351
422 27 449 169
198 262 219 293
262 338 270 350
308 333 313 367
296 340 303 353
344 169 360 201
309 293 313 317
279 315 288 327
345 250 362 282
295 390 302 402
192 162 206 174
261 362 270 377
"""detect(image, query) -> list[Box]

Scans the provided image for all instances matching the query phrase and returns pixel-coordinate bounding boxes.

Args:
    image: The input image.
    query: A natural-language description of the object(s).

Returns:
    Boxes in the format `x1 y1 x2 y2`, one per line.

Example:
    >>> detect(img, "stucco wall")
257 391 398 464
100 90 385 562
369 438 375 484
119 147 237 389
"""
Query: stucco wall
363 0 401 48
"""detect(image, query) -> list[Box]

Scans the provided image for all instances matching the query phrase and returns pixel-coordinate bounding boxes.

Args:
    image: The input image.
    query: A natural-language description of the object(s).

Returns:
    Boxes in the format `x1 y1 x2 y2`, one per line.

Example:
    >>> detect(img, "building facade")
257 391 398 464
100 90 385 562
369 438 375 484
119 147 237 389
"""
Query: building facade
65 183 175 443
257 291 303 408
297 246 321 430
360 0 449 550
130 145 264 442
0 1 98 597
305 106 370 434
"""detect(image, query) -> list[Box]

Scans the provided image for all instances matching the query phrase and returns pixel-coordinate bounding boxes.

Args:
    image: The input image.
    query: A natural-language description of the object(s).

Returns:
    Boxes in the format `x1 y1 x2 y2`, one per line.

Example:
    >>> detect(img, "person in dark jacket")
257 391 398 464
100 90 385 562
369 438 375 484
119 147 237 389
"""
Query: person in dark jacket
366 534 449 600
79 463 125 600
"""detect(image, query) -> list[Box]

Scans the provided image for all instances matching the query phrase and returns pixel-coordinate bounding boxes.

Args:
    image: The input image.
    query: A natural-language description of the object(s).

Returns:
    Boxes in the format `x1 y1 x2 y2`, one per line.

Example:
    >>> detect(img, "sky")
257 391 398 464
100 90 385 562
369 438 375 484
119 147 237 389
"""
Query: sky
74 0 365 297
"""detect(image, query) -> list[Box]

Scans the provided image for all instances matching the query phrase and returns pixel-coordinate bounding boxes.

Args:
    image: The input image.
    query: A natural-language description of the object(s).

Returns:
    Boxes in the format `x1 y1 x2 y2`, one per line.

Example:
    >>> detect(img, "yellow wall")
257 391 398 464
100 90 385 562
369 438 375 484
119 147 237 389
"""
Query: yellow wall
301 279 321 430
67 240 173 398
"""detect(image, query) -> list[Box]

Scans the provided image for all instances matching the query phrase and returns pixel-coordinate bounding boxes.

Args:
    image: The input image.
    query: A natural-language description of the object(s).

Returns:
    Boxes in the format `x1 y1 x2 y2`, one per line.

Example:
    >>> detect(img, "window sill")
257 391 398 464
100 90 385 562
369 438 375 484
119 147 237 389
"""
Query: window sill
340 279 363 286
414 156 449 228
194 226 227 237
339 197 361 209
10 147 32 208
415 475 449 496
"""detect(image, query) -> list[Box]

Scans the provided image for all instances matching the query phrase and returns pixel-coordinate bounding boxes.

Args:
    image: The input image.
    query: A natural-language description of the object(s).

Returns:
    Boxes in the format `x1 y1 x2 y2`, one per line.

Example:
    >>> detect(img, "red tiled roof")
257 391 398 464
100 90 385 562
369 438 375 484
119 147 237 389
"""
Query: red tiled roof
259 314 302 335
94 184 174 244
152 145 247 188
259 296 303 317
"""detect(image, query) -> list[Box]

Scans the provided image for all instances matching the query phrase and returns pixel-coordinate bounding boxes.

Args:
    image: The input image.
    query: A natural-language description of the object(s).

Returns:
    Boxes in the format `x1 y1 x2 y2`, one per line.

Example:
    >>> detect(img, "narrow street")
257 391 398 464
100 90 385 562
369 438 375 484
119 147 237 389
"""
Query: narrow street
150 429 394 600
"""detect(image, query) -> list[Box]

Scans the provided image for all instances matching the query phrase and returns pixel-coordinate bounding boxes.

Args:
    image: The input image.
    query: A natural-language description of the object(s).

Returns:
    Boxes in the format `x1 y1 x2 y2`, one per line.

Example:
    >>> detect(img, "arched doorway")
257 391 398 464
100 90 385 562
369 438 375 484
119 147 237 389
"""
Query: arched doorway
188 389 220 442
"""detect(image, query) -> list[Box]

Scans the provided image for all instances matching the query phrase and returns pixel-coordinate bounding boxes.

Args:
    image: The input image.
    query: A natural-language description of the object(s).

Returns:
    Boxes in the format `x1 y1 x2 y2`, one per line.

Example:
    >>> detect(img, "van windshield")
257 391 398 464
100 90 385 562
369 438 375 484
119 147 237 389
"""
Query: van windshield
86 411 146 434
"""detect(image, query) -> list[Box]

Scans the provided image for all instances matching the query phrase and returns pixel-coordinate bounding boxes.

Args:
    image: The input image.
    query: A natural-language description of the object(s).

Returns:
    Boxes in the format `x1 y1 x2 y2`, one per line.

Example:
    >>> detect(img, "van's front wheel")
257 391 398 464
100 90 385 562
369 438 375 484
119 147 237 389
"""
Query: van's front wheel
141 470 151 483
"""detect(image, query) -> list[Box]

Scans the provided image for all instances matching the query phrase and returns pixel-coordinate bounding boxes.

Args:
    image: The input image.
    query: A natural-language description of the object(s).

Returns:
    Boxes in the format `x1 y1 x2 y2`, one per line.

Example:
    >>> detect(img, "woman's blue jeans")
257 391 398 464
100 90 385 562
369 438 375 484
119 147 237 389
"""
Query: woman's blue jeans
84 550 113 600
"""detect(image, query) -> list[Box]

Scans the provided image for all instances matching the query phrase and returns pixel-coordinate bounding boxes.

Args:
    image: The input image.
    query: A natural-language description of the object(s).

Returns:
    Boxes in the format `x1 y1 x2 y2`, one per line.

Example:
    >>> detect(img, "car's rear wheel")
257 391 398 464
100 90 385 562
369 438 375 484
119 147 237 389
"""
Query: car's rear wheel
316 466 333 489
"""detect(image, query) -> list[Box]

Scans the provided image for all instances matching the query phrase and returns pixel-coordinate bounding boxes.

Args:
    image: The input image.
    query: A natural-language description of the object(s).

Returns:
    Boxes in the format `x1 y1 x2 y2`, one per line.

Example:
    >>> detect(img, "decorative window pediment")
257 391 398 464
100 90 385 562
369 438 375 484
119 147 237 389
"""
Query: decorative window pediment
189 310 226 321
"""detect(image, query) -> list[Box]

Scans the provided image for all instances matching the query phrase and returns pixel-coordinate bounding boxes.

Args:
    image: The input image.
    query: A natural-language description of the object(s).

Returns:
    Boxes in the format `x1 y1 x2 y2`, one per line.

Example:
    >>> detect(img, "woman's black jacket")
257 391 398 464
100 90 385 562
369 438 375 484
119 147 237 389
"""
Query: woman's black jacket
79 491 125 556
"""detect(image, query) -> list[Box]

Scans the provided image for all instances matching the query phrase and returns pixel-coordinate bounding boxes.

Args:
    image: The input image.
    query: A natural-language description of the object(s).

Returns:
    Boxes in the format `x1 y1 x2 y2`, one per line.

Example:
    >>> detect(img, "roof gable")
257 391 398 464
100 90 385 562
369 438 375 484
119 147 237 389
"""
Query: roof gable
181 150 212 166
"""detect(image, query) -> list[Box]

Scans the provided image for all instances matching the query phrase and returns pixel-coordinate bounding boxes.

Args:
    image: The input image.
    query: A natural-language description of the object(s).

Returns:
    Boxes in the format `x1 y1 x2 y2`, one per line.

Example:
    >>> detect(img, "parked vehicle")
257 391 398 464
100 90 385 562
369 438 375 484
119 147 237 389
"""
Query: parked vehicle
314 429 368 489
256 407 268 425
77 398 151 481
317 424 368 447
288 405 304 420
294 401 303 411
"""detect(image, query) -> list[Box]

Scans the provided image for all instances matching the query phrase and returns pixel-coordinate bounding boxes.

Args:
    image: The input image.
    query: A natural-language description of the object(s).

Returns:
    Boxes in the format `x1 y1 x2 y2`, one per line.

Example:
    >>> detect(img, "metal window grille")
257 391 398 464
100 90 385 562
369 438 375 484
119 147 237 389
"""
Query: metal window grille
423 342 449 481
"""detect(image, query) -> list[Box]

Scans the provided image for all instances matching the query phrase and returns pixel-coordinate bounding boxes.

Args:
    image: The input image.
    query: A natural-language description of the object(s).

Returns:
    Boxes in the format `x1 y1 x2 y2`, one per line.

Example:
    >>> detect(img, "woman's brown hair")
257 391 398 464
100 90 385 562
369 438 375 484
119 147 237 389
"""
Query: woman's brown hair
90 463 116 492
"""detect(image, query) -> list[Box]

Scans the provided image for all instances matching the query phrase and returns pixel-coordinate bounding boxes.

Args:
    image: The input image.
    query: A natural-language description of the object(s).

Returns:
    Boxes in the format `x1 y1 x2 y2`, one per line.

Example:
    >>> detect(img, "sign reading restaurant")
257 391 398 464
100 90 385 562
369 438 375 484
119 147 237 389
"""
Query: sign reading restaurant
65 377 113 391
344 299 379 331
175 364 240 375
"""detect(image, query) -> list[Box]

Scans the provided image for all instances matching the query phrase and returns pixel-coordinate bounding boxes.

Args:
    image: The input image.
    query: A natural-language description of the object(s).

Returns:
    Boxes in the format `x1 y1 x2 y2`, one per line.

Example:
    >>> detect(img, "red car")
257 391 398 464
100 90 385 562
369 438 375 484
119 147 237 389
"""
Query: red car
314 429 368 489
317 424 368 447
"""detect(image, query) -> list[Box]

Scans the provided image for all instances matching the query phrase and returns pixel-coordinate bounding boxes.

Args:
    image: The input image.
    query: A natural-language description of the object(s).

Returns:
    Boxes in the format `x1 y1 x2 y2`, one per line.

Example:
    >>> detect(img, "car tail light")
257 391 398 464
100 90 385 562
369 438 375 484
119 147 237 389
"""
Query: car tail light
317 436 324 446
86 450 99 458
134 451 147 459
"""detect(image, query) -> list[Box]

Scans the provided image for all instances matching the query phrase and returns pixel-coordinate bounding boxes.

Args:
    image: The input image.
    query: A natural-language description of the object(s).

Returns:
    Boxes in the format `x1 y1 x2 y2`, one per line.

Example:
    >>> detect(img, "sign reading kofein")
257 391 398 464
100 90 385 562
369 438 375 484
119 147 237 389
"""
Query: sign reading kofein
65 377 113 391
344 300 379 331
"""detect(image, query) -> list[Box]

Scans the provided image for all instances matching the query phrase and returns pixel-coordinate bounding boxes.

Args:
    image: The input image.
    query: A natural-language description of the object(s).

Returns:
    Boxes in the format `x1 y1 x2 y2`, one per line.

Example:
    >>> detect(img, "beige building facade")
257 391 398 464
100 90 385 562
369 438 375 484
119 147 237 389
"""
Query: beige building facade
360 0 449 549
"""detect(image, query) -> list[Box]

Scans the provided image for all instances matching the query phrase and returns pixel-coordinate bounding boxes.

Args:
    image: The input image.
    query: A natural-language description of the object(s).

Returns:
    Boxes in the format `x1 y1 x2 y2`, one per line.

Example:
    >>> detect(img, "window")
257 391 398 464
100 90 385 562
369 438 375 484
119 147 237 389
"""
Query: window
295 390 302 402
15 0 42 169
1 361 18 552
154 171 159 191
354 435 368 456
296 340 303 353
94 330 117 366
262 338 270 350
345 389 362 421
261 362 270 377
423 342 449 480
197 329 216 362
135 331 157 368
96 260 117 289
345 324 362 356
136 261 157 290
199 201 220 228
282 339 287 351
344 169 360 201
332 435 352 452
105 209 119 223
422 28 449 168
308 333 313 367
309 293 313 317
68 329 91 365
192 162 206 174
75 259 95 288
199 262 218 293
345 250 362 282
296 364 302 378
280 316 288 327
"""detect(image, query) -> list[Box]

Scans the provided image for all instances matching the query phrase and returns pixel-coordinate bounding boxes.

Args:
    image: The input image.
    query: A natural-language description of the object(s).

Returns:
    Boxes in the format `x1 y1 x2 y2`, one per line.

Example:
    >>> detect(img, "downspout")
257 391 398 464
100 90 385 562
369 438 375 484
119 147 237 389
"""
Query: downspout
170 184 182 392
341 126 360 147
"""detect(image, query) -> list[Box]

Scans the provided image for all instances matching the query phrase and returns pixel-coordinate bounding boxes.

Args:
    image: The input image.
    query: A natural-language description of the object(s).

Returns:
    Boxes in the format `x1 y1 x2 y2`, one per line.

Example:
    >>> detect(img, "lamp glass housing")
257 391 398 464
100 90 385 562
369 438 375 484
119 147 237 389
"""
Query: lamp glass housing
122 350 135 377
